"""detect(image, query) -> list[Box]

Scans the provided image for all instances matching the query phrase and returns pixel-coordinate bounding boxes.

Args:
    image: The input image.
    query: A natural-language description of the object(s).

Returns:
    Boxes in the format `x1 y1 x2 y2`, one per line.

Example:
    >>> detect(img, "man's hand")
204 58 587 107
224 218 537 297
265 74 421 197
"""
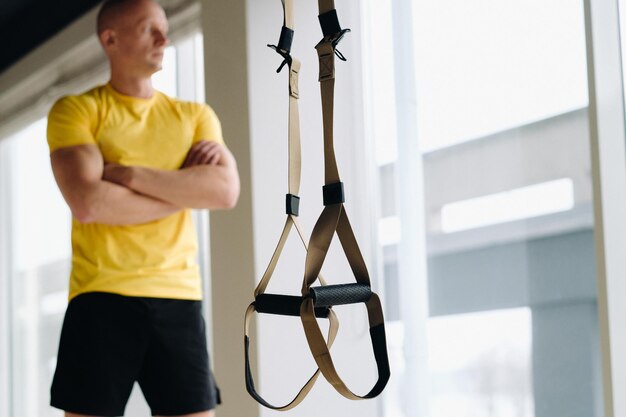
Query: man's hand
103 163 133 187
97 139 239 210
182 140 226 168
117 139 239 209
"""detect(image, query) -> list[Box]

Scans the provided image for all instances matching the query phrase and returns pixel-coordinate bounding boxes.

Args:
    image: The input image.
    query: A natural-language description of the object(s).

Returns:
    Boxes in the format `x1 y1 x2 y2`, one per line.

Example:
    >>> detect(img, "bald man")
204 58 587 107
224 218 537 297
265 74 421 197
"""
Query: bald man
47 0 239 416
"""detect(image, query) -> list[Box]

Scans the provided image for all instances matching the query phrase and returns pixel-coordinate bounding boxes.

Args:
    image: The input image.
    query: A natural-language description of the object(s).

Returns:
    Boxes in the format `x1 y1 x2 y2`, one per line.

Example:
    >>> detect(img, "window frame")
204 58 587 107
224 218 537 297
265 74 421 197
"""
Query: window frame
584 0 626 414
0 141 14 417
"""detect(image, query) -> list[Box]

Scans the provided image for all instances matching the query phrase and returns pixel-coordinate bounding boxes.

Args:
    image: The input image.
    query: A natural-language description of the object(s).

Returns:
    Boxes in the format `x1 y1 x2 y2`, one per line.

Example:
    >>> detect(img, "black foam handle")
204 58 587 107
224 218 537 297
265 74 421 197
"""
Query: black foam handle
255 293 330 318
309 283 372 307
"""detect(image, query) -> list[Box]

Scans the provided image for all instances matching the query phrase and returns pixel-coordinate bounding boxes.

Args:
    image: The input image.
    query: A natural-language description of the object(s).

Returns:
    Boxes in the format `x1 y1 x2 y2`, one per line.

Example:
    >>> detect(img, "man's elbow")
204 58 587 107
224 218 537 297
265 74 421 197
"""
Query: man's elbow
220 180 240 209
72 206 96 224
213 174 240 209
69 197 99 224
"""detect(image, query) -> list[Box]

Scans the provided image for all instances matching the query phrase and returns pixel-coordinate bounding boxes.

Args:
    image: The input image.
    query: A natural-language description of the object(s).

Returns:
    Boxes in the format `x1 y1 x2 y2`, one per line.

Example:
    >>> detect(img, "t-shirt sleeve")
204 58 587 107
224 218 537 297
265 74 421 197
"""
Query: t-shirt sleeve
193 103 224 145
47 95 97 153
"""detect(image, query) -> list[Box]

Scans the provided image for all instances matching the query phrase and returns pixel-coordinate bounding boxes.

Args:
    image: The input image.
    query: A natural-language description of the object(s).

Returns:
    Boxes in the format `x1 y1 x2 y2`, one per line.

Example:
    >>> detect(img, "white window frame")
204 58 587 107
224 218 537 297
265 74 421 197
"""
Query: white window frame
584 0 626 415
0 141 14 417
361 0 431 415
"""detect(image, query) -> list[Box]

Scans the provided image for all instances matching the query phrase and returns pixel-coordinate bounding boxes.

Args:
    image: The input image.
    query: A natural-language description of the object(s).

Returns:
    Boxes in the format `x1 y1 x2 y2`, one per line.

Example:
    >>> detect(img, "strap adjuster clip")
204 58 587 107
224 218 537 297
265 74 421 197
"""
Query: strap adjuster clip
317 10 351 61
268 26 295 73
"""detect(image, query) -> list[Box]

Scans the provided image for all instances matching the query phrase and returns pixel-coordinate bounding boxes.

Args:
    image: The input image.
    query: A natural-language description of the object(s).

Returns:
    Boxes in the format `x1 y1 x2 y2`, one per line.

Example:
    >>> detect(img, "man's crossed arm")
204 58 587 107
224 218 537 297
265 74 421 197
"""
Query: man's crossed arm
50 140 240 225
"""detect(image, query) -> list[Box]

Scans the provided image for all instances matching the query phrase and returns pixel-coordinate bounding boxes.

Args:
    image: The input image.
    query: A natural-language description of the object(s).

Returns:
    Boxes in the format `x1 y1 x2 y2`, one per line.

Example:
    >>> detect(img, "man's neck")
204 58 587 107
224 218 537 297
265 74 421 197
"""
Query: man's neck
109 72 154 99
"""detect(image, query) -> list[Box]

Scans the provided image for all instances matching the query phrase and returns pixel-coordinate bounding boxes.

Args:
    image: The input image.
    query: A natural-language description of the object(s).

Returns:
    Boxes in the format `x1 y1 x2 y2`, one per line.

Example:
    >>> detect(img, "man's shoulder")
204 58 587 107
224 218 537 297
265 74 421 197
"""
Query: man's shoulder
50 85 108 116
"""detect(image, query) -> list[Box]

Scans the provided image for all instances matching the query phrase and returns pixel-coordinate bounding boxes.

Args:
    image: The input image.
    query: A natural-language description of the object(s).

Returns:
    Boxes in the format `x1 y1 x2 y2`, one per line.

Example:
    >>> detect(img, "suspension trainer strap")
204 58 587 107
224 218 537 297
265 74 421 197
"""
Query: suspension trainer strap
298 0 391 400
244 304 339 410
244 0 338 410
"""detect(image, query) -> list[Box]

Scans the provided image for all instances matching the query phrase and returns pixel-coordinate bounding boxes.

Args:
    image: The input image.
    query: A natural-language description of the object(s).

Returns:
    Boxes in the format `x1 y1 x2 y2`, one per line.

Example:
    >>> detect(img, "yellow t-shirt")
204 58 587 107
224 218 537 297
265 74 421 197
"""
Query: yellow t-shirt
47 83 223 301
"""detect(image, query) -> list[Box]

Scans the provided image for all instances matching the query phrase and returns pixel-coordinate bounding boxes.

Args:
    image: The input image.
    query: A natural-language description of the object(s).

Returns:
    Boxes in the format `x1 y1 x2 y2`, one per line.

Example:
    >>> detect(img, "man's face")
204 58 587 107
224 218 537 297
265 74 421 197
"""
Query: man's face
102 0 169 76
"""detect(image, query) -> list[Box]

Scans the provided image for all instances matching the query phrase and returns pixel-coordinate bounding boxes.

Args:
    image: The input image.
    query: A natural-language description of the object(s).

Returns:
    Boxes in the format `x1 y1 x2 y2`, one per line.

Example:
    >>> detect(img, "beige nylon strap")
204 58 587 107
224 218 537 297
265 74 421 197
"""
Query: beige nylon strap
247 0 389 406
318 0 335 15
317 41 340 184
302 205 369 293
296 1 390 400
288 60 301 195
282 0 294 29
245 0 338 410
300 295 386 399
256 215 327 297
244 304 338 410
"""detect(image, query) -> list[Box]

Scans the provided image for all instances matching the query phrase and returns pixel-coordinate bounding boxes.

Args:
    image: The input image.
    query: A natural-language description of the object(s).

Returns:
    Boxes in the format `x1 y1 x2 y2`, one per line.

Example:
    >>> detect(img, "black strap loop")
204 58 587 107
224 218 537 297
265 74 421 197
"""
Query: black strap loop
255 293 329 318
244 303 339 410
286 193 300 216
319 10 342 37
277 26 294 52
323 182 345 205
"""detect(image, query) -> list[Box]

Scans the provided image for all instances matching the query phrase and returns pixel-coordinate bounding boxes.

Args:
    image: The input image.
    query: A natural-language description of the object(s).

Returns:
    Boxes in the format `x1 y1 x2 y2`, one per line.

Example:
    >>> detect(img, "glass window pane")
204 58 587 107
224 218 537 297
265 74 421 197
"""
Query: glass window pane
414 0 588 152
365 1 601 416
7 118 70 417
428 309 533 417
152 45 177 96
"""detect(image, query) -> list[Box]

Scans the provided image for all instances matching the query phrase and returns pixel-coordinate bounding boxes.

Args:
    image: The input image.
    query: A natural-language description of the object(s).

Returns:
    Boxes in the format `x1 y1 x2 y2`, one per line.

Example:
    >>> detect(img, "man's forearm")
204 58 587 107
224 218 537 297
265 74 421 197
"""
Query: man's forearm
123 164 240 209
77 179 180 225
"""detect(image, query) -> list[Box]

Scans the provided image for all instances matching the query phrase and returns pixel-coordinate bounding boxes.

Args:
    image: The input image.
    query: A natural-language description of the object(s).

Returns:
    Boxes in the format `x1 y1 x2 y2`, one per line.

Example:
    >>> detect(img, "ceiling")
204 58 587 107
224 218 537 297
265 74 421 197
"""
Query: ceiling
0 0 102 74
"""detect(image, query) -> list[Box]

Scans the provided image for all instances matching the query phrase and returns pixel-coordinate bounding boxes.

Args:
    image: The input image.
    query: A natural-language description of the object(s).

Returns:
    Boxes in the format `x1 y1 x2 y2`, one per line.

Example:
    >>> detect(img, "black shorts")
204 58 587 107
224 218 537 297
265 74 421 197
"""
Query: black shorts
50 292 221 416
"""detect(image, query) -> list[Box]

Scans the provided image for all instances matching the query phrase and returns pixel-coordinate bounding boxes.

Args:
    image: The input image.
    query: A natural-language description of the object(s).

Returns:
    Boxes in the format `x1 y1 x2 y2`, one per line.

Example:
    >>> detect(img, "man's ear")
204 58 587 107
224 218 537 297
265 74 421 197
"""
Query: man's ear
99 29 117 51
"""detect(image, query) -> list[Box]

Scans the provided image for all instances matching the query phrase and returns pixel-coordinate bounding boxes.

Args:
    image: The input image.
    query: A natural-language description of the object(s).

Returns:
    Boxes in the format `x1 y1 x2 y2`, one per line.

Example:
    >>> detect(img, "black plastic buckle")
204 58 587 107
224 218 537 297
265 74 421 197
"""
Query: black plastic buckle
286 193 300 216
267 26 294 73
319 10 341 37
323 182 345 206
317 10 351 61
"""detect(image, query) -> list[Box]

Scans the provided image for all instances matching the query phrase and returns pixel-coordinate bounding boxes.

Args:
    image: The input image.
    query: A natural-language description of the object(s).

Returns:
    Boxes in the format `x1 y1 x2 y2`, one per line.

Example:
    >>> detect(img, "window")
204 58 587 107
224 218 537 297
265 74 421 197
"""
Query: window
440 178 575 233
363 1 601 416
413 0 588 152
4 118 70 417
428 309 533 417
